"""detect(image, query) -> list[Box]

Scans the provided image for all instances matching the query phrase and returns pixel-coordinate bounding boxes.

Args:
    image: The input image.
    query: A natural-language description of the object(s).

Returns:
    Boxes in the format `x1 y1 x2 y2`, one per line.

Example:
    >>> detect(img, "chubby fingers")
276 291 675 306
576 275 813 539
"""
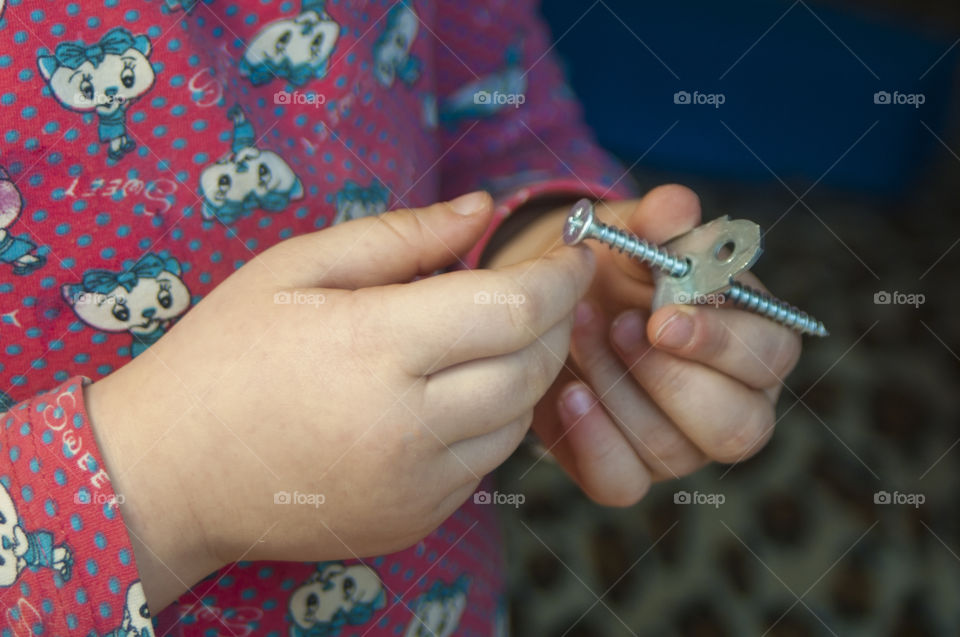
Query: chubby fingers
388 244 595 374
424 309 574 443
610 310 777 464
568 301 707 481
554 381 652 507
645 303 802 391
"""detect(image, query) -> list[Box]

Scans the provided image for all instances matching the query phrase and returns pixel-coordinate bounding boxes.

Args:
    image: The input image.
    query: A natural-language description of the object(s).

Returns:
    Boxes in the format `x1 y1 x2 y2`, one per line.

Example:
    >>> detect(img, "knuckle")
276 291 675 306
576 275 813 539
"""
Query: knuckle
766 331 802 382
347 293 393 354
528 345 556 390
709 398 775 463
552 248 589 289
462 417 530 479
377 209 421 245
640 424 697 469
529 248 585 299
590 471 651 508
504 290 538 336
694 312 732 359
577 433 651 508
645 359 692 404
575 342 621 389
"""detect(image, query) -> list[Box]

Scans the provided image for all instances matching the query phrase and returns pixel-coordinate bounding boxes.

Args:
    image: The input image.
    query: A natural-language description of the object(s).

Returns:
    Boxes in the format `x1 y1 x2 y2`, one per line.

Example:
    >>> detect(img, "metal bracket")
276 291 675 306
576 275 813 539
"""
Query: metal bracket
651 216 763 310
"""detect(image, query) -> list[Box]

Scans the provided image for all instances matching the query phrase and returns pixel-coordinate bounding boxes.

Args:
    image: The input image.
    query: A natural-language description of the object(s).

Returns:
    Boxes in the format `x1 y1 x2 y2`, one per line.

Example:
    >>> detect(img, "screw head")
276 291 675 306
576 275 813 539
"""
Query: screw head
563 199 595 245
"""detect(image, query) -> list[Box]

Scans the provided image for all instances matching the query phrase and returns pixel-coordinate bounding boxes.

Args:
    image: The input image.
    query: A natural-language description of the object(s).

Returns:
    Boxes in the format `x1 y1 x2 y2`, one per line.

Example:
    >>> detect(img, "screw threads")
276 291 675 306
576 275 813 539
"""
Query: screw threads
563 199 828 337
591 219 691 277
727 283 829 337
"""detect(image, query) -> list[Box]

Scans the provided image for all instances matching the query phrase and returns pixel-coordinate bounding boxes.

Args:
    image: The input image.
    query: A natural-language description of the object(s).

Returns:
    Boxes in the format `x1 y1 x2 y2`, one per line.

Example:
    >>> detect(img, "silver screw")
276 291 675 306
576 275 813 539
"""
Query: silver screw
563 199 691 277
563 199 829 337
725 283 828 337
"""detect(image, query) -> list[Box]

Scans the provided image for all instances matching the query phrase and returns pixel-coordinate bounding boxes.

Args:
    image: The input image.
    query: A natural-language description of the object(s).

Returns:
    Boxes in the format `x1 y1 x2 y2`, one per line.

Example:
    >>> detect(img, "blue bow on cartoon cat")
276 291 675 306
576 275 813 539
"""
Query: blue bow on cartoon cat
38 27 156 162
62 253 191 358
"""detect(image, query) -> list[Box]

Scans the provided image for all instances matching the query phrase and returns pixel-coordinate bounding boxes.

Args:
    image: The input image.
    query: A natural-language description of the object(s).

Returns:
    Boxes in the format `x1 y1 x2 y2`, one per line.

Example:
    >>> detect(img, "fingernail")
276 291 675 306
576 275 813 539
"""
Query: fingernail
574 301 593 327
562 385 593 418
655 307 695 349
611 310 645 351
447 191 488 216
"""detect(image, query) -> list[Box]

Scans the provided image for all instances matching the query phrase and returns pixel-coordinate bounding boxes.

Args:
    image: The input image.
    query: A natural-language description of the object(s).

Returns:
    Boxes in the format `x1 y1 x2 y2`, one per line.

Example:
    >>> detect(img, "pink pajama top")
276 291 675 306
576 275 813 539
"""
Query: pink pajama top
0 0 631 634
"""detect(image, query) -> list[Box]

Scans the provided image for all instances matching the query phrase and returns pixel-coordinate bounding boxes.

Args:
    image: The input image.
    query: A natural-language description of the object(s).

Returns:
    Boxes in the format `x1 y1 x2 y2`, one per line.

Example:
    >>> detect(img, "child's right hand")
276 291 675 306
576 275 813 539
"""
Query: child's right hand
85 192 594 611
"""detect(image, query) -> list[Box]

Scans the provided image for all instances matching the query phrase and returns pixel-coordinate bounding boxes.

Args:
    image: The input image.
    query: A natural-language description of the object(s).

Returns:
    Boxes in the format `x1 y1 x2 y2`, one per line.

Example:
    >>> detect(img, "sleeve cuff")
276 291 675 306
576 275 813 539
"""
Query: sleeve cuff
462 176 637 269
1 377 142 634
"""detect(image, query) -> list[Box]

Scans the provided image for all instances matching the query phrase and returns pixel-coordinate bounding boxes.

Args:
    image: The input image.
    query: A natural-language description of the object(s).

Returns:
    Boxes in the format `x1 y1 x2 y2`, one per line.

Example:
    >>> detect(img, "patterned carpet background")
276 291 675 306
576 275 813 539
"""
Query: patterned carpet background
495 146 960 636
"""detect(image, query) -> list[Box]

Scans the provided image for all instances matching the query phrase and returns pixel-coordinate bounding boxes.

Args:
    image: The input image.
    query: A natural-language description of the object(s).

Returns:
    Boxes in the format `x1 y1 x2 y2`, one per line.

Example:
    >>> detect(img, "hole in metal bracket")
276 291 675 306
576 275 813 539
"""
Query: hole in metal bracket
714 240 736 263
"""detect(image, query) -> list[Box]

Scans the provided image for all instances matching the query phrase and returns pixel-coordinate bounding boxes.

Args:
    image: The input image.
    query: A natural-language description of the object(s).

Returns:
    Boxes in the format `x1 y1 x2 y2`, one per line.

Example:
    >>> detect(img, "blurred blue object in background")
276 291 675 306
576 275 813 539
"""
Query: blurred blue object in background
540 0 958 196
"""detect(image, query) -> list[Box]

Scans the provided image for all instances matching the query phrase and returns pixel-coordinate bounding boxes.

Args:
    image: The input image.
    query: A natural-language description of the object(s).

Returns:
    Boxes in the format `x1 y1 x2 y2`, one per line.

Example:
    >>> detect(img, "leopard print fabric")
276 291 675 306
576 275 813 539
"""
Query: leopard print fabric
496 162 960 636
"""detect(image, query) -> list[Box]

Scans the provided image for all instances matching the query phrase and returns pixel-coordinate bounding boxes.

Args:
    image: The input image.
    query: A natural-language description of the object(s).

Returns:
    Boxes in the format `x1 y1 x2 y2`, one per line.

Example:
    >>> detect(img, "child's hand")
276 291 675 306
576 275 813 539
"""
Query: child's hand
85 192 594 610
487 185 802 507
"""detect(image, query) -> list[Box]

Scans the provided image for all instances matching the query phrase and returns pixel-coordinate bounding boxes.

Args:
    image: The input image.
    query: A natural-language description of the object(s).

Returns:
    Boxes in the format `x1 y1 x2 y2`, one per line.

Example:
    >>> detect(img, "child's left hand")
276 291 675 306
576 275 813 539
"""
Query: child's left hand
486 185 802 506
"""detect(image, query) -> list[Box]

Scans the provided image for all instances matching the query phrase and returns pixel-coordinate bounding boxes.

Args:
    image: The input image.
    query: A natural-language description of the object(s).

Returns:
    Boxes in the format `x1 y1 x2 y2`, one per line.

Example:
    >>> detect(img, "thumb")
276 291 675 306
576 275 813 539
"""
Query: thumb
626 184 702 243
608 185 703 282
259 191 494 289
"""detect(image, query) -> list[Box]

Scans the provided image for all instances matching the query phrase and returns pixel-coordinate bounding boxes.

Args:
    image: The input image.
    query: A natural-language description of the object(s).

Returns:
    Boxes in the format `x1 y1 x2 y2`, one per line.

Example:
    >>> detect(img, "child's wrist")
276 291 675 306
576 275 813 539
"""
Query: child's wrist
85 364 223 613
